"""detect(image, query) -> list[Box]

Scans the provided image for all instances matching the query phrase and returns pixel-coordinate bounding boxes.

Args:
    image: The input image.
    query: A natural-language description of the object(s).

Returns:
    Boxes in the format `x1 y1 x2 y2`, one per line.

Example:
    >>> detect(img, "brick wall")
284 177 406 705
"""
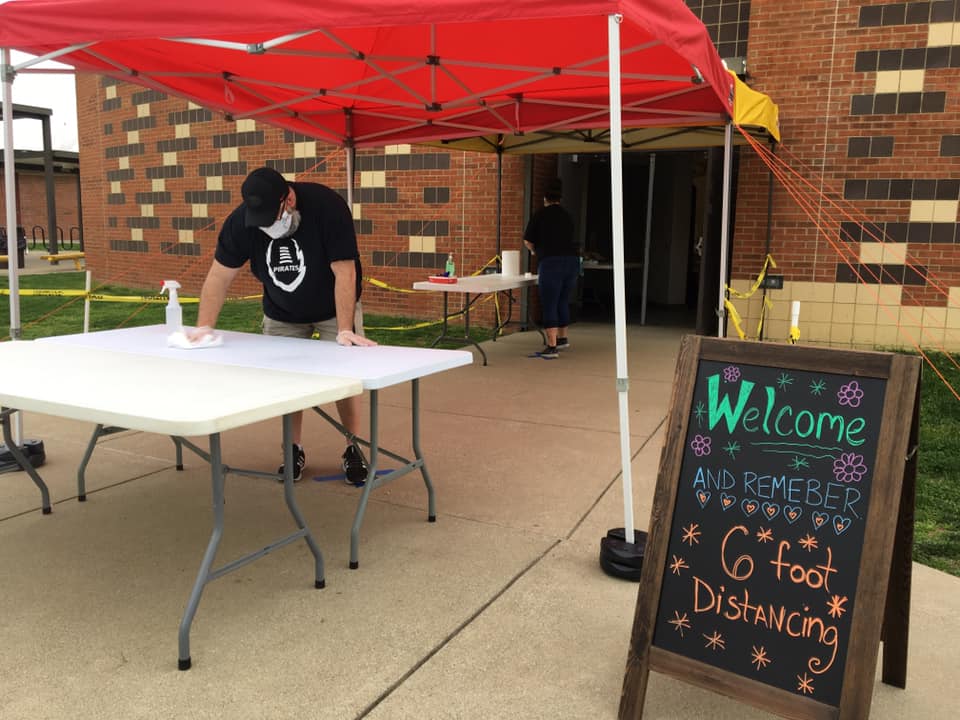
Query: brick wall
734 0 960 348
76 73 541 327
0 173 81 249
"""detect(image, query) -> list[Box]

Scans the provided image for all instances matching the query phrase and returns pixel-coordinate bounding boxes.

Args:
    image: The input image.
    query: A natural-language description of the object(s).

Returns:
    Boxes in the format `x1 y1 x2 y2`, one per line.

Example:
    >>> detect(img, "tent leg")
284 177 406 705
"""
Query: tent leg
717 122 733 338
641 154 655 326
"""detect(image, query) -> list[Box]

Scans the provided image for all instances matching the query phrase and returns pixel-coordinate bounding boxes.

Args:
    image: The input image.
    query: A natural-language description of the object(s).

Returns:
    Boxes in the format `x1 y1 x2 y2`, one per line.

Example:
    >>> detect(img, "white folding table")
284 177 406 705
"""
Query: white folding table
0 338 361 670
413 273 541 365
39 326 473 571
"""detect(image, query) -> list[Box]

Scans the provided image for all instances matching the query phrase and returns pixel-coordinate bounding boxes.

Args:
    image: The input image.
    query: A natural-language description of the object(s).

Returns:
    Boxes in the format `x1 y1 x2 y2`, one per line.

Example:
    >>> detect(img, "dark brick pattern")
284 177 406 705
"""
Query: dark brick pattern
213 131 265 148
106 168 135 181
942 135 960 156
105 143 145 158
101 98 121 112
157 137 198 153
859 1 960 26
185 190 232 204
107 194 126 204
268 158 326 174
351 187 399 204
198 161 248 176
355 219 373 235
836 262 928 285
109 239 149 252
107 217 118 228
134 192 172 204
855 47 958 71
847 136 895 157
372 251 446 269
103 123 113 135
355 153 451 171
840 221 960 244
843 177 960 200
127 217 161 229
167 108 213 125
685 0 751 59
131 89 167 105
160 242 201 256
423 187 451 203
397 220 450 236
850 92 946 115
172 217 215 230
145 165 185 179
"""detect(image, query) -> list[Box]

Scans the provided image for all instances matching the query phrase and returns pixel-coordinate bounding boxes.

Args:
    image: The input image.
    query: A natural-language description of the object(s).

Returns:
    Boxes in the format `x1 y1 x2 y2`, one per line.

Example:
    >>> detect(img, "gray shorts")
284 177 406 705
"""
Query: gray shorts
261 302 366 341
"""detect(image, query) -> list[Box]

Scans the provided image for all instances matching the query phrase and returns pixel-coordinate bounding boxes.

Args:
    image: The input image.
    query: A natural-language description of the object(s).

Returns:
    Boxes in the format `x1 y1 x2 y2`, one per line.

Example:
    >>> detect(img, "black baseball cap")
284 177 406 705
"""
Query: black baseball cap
241 167 288 227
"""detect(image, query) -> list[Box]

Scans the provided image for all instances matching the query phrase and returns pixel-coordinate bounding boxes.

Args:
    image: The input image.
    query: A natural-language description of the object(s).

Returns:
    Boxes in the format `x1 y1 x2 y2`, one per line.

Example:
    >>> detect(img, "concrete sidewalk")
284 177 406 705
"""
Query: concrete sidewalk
0 324 955 719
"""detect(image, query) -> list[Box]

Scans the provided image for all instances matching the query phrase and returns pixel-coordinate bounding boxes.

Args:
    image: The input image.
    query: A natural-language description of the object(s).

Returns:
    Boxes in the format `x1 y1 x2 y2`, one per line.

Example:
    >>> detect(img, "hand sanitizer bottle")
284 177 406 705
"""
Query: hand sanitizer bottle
445 253 456 277
160 280 183 333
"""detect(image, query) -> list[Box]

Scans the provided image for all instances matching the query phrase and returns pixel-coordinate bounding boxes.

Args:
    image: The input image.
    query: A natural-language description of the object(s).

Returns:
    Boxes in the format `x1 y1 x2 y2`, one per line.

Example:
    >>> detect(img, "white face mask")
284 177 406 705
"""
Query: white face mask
260 209 299 239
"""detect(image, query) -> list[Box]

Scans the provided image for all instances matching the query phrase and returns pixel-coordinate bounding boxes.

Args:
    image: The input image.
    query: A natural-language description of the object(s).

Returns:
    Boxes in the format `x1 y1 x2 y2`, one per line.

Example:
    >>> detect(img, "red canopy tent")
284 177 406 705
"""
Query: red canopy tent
0 0 772 551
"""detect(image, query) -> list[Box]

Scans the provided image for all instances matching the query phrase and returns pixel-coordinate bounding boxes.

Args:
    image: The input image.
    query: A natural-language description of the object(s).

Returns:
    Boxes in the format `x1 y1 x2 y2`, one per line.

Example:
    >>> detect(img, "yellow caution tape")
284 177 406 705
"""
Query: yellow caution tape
789 325 800 344
724 254 779 340
726 254 777 299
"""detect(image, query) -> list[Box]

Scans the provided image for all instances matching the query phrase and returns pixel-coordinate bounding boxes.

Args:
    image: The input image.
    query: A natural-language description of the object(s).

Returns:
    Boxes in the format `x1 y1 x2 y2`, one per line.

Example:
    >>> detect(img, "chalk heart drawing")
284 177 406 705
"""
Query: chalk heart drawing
721 493 737 511
812 511 829 531
762 502 780 521
741 499 759 517
696 489 711 509
834 516 852 535
784 505 803 524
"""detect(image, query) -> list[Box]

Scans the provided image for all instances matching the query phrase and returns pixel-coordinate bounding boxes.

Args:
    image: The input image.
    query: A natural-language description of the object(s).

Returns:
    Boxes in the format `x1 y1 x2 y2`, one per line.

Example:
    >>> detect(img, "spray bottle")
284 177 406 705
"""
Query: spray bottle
160 280 183 333
445 253 456 277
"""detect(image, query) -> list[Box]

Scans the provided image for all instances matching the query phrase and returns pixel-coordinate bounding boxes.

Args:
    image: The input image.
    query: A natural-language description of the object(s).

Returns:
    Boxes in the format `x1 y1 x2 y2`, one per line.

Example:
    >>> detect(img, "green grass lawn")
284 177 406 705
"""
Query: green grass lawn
2 271 959 576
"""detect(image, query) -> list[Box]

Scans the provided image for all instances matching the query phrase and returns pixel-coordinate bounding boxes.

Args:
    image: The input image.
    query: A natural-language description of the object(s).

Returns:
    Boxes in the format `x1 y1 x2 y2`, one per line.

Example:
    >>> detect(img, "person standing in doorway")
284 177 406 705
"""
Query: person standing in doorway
523 177 579 358
189 166 376 484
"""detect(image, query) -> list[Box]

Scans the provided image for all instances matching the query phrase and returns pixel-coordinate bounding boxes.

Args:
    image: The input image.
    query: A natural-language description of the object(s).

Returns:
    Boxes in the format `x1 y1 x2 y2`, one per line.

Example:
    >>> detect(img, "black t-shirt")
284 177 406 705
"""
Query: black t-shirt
523 203 577 258
215 182 362 323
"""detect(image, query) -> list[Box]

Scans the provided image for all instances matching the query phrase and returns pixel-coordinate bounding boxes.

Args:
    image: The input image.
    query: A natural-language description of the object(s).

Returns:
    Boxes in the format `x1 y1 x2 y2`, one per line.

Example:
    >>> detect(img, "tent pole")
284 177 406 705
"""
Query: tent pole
2 48 23 444
641 153 655 325
607 14 635 544
496 140 503 265
717 121 733 338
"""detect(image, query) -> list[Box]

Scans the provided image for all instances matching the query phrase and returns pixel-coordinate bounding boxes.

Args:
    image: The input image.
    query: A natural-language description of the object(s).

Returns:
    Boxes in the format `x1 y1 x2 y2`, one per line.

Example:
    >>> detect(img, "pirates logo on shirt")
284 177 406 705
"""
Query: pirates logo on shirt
265 237 306 292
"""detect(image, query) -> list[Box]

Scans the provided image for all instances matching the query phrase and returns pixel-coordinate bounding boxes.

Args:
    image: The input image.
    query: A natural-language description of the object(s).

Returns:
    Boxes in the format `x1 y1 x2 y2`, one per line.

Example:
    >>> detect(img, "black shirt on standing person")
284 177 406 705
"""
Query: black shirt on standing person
523 204 577 258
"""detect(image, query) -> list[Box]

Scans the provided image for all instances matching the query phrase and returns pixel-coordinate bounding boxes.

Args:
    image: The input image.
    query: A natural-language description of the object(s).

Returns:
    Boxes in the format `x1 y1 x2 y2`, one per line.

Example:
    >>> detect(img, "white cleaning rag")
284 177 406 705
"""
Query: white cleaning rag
166 330 224 349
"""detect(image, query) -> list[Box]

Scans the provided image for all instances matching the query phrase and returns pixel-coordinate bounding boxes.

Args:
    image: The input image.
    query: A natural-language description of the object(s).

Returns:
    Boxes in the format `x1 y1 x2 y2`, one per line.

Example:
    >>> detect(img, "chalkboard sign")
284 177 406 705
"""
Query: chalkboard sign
620 336 921 720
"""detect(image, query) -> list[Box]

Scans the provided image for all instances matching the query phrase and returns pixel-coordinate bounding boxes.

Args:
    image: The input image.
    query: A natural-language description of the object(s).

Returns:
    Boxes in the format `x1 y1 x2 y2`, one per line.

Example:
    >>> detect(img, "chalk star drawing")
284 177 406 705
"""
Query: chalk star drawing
669 555 689 575
681 522 701 546
703 630 726 651
798 534 819 552
809 378 827 396
693 401 707 426
777 372 795 391
756 527 774 543
827 595 849 619
797 673 815 695
669 611 691 637
723 440 741 459
751 645 771 670
789 456 809 471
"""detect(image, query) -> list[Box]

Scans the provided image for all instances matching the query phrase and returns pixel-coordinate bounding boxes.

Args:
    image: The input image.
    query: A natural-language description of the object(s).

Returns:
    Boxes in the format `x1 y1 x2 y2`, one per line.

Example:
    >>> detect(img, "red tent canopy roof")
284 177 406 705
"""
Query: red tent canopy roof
0 0 737 148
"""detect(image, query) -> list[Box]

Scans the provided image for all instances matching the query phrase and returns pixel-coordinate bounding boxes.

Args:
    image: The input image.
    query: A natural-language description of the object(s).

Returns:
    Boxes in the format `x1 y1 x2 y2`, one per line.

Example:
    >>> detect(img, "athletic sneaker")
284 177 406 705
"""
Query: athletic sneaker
342 445 369 486
537 345 559 359
278 443 306 483
557 338 570 351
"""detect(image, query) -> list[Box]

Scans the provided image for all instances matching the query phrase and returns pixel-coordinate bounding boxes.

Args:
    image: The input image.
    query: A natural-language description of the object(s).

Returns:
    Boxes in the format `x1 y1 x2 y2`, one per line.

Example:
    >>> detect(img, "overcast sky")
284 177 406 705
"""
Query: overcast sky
1 51 79 152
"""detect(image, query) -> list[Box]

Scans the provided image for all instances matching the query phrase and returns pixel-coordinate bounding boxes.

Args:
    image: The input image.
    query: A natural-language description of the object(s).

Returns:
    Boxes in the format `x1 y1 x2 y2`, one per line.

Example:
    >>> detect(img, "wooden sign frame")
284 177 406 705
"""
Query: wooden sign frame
619 336 921 720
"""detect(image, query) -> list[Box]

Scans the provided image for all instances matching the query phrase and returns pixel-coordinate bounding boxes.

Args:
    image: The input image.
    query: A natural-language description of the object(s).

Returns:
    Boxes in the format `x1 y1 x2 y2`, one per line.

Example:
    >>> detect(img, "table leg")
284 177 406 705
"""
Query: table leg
178 432 226 670
280 414 325 587
411 379 436 522
0 407 51 514
76 424 136 501
350 389 379 569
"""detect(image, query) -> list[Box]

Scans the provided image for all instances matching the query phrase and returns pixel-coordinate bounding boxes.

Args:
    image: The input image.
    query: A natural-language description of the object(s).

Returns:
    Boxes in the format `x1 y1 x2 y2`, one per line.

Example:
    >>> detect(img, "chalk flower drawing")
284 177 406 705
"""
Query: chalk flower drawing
789 455 809 471
756 527 774 543
837 380 864 408
703 630 726 651
669 555 689 575
751 645 771 670
690 434 712 456
723 440 741 459
809 378 827 396
798 533 819 551
722 365 741 382
797 673 815 695
669 611 691 637
833 452 867 483
694 401 707 426
827 594 848 619
777 372 795 390
681 523 702 546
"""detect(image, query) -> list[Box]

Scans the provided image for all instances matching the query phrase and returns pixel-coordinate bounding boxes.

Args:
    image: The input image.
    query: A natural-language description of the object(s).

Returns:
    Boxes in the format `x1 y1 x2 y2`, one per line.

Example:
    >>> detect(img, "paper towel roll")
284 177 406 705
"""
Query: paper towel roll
502 250 520 276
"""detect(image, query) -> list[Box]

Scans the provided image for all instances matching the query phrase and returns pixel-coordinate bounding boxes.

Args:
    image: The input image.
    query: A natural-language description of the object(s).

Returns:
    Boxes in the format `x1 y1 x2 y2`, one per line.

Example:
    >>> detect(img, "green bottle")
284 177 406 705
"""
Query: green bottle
445 253 456 277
